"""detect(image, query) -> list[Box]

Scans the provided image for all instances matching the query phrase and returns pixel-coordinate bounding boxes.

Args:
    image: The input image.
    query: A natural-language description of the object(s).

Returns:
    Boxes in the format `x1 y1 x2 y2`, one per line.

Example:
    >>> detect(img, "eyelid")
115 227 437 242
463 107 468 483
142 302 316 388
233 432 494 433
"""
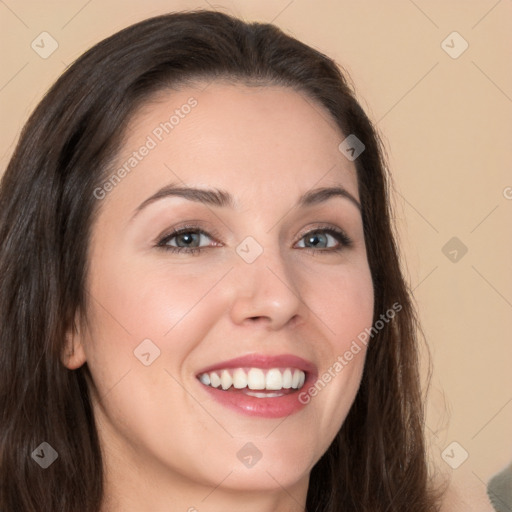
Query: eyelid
295 223 351 243
155 222 223 248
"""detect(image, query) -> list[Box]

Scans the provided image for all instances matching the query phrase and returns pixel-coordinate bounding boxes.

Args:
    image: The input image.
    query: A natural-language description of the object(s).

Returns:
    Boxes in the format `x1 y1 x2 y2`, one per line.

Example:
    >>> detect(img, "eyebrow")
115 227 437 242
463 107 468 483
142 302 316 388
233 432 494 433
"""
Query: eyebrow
132 183 361 219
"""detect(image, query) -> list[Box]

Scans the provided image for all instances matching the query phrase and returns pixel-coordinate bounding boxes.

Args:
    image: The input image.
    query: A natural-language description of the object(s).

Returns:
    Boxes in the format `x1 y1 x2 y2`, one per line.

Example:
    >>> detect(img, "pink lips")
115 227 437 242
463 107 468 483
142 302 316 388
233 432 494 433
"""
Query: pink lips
196 353 318 418
196 353 317 375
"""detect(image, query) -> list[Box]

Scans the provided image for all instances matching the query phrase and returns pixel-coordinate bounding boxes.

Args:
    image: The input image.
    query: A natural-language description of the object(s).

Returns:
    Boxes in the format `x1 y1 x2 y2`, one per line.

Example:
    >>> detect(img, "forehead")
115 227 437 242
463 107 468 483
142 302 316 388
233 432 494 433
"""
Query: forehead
104 81 359 212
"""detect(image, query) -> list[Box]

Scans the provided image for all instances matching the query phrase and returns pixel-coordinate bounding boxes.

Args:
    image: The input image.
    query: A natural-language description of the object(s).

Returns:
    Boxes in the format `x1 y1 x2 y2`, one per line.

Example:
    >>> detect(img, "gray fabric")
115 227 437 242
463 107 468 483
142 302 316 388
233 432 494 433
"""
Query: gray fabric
488 462 512 512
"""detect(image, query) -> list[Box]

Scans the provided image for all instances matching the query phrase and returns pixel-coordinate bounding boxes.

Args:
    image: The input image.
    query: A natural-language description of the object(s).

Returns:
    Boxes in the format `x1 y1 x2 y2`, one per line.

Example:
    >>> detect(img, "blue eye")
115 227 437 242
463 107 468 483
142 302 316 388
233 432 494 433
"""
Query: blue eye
296 228 352 251
156 225 352 255
157 227 214 255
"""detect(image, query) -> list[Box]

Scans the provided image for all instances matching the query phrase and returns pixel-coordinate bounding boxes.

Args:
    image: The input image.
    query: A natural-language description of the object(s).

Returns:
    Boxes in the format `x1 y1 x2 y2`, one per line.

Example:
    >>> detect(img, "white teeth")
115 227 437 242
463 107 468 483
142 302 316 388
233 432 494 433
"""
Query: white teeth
199 373 210 385
232 368 247 389
210 371 221 388
265 369 283 390
220 370 232 390
291 369 301 388
282 369 292 389
298 371 305 388
198 367 307 392
246 391 284 398
247 368 265 390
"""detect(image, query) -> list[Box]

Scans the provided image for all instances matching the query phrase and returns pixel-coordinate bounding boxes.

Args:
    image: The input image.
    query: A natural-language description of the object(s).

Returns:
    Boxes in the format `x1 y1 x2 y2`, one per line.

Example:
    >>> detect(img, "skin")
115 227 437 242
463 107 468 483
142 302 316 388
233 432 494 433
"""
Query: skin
62 81 374 512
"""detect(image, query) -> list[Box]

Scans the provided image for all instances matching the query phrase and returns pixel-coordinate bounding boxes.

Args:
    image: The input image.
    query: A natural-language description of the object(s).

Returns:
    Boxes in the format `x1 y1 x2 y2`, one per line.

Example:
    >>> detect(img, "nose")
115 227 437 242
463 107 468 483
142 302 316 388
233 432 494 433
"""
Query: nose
228 243 308 330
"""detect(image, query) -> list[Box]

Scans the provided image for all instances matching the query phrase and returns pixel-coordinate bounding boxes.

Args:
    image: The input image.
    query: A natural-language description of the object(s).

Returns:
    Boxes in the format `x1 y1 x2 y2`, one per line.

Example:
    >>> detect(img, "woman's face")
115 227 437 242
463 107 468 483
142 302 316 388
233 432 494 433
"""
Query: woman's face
64 82 374 508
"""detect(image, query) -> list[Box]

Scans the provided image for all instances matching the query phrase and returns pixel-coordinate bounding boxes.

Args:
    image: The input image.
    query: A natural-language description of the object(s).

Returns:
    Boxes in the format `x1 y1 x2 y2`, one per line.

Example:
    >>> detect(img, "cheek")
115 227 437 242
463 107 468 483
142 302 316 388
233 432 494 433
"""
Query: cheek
80 258 224 475
297 263 374 429
80 253 236 412
84 247 221 348
304 262 375 347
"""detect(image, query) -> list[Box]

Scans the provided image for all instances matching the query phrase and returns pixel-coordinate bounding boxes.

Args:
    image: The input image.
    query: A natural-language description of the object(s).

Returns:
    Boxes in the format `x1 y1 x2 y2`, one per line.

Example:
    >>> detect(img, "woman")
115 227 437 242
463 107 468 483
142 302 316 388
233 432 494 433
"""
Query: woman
0 10 443 511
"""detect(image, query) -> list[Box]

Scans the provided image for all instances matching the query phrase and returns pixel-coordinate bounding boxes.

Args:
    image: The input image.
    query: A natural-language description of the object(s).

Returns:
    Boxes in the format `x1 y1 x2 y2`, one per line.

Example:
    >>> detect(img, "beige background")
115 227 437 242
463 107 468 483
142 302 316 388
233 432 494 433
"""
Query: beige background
1 0 511 508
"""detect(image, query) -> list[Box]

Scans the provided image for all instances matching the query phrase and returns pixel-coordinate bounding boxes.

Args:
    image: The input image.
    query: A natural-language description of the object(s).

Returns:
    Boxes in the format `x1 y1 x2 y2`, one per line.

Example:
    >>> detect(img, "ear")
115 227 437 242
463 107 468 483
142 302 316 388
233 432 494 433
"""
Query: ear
61 315 87 370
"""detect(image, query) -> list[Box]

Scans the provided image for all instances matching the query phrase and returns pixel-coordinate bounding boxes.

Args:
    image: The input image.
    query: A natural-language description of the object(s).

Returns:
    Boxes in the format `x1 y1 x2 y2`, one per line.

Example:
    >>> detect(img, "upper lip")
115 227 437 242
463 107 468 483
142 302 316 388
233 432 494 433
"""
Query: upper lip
196 353 317 377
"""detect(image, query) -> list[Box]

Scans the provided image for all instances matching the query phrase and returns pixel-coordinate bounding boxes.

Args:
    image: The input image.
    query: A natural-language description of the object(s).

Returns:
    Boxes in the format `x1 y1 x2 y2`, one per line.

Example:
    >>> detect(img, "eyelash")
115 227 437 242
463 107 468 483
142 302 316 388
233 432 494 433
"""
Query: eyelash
155 223 353 256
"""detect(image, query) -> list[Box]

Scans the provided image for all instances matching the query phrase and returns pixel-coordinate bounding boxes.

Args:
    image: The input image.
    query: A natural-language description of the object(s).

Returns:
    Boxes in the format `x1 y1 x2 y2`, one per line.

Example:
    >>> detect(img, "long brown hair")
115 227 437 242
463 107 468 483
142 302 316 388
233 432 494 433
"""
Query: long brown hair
0 10 443 511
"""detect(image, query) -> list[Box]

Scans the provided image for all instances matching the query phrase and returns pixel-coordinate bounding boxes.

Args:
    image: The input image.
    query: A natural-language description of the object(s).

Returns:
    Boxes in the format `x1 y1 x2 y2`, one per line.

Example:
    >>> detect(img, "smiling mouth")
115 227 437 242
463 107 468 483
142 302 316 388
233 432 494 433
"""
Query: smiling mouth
197 367 306 397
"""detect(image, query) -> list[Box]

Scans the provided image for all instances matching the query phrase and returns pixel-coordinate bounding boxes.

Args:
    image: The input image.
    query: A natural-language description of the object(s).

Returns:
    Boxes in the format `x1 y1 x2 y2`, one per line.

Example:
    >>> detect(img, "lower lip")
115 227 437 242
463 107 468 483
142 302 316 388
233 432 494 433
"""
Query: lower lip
198 375 316 418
